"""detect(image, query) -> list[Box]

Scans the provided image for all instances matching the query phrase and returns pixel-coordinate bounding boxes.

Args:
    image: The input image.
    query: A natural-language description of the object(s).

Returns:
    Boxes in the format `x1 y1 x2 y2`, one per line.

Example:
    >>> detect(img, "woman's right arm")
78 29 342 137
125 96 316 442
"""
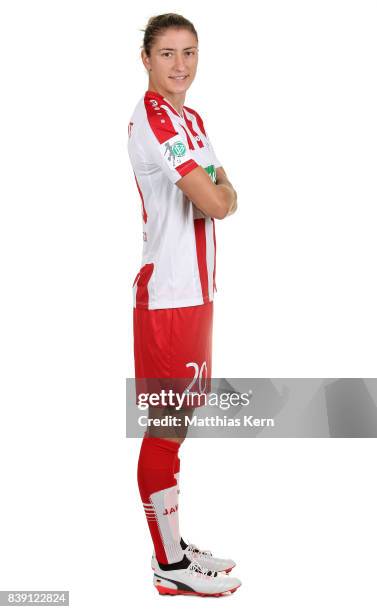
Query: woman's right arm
176 166 237 220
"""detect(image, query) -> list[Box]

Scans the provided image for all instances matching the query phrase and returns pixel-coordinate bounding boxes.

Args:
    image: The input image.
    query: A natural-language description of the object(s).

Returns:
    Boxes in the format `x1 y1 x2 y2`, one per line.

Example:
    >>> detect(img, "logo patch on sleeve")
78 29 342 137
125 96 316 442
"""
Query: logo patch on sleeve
171 141 186 157
161 137 190 169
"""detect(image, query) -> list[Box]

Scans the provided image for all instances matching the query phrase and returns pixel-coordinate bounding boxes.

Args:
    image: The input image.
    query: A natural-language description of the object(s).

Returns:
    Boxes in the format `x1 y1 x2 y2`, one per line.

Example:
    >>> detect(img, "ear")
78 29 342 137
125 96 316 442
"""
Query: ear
141 50 150 72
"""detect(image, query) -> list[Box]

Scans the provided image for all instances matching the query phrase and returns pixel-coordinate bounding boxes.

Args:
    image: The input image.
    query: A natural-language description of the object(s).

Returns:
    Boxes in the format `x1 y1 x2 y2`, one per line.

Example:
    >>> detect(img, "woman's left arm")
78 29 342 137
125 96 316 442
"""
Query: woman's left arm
216 167 238 217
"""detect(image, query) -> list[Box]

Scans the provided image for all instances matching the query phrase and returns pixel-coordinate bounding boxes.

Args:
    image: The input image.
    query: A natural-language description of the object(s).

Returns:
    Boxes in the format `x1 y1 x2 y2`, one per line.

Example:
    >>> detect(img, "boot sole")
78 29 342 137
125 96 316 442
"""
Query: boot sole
155 584 240 597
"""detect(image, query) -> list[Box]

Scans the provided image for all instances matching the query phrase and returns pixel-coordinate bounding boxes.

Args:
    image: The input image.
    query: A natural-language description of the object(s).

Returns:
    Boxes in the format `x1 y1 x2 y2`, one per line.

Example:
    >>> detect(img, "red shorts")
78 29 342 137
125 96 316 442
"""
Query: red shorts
133 302 213 408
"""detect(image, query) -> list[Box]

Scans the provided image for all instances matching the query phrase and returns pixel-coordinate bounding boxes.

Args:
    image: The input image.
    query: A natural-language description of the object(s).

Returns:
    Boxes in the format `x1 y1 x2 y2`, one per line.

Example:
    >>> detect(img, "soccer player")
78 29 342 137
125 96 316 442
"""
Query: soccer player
128 13 240 597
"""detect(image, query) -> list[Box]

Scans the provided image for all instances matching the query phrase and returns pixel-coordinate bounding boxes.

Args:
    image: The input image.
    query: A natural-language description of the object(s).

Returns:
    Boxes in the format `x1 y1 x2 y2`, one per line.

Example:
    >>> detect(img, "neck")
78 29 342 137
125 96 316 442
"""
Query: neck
148 82 185 117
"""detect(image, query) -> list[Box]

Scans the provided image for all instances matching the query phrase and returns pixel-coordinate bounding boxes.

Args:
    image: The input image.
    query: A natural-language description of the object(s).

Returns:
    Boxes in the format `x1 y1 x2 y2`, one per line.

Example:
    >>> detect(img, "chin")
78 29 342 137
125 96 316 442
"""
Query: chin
167 81 191 93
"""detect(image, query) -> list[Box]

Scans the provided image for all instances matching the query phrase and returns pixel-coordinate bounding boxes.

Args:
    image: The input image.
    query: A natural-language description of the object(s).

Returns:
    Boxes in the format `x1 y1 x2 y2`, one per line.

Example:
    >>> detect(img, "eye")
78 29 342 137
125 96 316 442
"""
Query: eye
162 52 173 57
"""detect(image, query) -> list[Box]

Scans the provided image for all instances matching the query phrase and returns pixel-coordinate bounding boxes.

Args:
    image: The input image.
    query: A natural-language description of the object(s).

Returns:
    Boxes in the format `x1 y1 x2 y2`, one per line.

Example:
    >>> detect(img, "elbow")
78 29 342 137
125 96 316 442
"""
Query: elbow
214 198 235 220
211 195 229 220
214 188 237 220
212 205 227 220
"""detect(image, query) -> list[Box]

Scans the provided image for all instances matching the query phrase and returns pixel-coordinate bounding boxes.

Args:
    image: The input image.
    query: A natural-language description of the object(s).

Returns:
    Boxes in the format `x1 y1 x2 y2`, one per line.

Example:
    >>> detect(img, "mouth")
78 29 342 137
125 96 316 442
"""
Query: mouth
169 75 189 81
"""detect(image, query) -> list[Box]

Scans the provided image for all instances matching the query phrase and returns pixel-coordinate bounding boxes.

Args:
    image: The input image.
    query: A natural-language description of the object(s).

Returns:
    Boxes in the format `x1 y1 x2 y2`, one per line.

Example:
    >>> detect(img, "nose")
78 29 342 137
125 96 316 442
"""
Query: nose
173 54 186 72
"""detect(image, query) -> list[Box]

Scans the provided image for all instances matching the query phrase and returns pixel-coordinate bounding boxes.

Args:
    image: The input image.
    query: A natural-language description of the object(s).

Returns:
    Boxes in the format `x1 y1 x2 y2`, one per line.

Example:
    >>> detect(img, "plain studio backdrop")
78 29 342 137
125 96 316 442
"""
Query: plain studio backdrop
0 1 376 610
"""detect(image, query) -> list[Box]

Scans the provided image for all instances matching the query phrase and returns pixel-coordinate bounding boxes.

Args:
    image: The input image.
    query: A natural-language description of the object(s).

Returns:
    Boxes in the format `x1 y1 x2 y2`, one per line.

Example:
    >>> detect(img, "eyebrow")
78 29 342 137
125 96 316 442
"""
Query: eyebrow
157 46 198 51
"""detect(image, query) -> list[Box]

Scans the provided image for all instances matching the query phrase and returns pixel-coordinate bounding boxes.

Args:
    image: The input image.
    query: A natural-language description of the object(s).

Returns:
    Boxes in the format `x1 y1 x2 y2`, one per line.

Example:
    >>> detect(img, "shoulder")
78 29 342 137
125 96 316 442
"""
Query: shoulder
143 92 181 144
129 94 175 146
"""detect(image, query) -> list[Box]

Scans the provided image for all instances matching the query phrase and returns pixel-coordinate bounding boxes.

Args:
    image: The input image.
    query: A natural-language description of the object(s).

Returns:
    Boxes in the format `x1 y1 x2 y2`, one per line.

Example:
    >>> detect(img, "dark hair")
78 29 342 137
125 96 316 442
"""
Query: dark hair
140 13 198 57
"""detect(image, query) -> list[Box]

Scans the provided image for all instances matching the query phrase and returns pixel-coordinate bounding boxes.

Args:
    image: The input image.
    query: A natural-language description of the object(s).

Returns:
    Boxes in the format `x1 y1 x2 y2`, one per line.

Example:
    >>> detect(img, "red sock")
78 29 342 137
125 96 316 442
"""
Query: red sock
137 436 183 564
174 455 180 490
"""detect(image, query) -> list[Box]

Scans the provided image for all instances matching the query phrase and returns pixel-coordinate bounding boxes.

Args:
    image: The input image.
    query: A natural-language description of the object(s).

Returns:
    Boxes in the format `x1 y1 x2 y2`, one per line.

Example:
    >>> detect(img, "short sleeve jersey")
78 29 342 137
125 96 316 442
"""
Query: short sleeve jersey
127 89 222 310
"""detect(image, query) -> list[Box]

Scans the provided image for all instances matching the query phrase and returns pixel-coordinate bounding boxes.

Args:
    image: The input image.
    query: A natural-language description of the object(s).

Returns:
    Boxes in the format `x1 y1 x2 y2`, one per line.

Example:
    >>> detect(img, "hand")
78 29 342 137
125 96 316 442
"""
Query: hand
216 168 238 217
226 190 238 217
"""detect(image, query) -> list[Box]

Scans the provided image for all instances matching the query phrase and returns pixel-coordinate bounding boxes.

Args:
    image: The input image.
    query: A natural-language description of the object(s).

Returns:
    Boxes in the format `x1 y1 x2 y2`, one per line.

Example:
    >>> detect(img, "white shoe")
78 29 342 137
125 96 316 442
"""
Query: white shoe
152 542 236 574
153 557 241 597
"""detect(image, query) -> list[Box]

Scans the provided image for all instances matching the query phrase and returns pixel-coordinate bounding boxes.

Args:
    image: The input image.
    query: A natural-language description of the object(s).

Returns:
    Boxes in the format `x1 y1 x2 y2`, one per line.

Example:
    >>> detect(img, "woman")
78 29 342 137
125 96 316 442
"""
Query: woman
128 13 240 597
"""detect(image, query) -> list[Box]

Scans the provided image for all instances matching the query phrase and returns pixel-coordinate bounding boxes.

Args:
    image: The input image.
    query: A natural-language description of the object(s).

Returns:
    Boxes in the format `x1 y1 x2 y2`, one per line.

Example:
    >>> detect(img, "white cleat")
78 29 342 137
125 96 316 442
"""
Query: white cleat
153 558 241 597
152 542 236 574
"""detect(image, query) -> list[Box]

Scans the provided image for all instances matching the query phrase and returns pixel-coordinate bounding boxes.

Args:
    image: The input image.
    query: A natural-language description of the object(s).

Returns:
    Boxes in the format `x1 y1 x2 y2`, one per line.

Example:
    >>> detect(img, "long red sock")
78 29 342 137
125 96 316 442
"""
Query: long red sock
173 454 180 490
137 436 183 565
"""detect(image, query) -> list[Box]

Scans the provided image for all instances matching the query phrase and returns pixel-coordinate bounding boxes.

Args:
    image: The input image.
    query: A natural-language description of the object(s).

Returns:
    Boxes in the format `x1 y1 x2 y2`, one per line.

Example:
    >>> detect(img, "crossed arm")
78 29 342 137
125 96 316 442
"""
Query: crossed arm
176 165 238 220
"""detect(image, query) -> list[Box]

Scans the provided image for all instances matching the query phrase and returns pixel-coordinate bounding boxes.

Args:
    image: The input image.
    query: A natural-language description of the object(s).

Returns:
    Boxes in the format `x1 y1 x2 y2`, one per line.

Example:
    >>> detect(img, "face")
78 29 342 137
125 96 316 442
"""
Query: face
142 28 198 96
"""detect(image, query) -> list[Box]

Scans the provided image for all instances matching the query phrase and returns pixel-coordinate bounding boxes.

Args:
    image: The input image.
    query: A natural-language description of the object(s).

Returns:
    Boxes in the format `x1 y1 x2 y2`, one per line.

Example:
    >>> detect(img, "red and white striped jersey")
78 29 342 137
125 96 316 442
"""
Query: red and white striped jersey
128 89 222 310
